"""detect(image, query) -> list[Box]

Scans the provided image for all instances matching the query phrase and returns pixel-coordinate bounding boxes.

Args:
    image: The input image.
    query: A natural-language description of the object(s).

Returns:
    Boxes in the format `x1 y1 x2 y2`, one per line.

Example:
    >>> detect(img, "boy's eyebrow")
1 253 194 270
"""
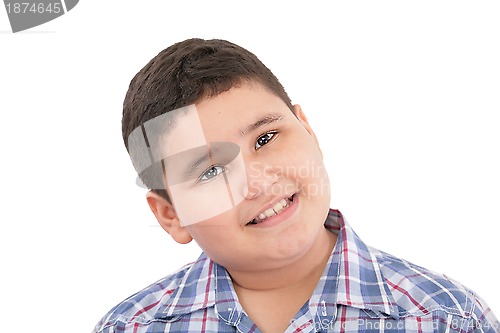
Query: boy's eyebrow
239 113 283 136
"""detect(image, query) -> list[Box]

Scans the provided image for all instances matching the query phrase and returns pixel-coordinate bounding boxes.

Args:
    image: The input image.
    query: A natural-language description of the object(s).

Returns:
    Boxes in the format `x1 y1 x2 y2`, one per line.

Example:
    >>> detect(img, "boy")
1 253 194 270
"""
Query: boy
93 38 499 333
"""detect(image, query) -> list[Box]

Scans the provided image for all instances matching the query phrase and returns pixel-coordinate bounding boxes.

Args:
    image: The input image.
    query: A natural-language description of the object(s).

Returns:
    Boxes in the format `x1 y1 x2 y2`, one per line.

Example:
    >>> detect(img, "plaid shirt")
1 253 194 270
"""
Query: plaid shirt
93 210 499 333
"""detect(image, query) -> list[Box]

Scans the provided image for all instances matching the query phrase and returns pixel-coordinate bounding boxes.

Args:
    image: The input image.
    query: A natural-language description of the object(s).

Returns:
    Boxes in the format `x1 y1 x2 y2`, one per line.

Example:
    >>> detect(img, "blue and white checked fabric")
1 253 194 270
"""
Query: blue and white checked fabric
92 210 499 332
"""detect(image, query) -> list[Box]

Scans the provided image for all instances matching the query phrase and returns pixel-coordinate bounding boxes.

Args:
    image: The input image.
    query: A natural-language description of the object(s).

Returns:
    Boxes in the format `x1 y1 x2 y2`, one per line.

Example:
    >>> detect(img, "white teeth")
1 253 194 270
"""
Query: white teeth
273 201 284 212
247 195 294 225
252 196 293 223
265 208 275 217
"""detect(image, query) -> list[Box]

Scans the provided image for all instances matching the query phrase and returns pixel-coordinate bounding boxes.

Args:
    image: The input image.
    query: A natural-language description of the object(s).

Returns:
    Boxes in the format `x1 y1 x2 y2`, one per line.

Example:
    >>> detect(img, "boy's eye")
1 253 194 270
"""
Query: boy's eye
199 165 226 182
255 131 277 149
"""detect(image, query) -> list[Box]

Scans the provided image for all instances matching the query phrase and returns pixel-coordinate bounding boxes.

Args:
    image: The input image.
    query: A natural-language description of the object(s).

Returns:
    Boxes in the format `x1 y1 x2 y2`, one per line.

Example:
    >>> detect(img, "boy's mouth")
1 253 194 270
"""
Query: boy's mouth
246 194 295 225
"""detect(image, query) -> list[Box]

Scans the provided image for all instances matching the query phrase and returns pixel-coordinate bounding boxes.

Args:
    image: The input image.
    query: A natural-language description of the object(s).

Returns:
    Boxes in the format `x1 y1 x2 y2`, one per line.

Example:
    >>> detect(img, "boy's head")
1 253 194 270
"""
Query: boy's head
122 38 294 202
122 39 331 271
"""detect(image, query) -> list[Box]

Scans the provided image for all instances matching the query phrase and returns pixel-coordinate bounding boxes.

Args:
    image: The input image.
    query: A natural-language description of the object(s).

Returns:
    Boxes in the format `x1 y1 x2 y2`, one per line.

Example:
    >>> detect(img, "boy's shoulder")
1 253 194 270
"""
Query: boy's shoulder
92 253 215 333
370 245 492 321
333 211 497 330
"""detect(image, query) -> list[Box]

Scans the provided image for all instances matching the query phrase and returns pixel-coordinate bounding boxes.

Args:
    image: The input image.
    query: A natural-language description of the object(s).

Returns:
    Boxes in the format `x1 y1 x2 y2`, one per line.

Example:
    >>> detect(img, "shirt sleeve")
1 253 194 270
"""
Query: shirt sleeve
472 294 500 333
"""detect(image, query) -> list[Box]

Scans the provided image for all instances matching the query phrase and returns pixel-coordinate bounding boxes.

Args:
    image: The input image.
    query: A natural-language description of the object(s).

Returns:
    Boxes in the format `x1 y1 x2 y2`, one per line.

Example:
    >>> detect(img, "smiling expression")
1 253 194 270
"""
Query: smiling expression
158 82 332 271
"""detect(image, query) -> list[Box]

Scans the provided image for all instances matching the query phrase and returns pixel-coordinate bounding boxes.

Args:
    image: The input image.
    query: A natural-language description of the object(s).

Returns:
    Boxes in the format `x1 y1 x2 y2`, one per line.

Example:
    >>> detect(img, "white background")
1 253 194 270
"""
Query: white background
1 1 499 331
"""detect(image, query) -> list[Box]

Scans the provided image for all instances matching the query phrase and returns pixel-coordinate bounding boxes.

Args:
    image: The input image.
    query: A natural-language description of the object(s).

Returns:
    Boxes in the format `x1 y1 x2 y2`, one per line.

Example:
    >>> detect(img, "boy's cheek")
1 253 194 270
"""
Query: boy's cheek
169 180 233 226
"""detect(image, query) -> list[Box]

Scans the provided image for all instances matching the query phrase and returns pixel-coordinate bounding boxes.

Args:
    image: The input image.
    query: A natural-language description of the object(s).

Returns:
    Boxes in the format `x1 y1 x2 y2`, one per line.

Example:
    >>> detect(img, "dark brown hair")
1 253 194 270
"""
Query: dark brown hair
122 38 294 200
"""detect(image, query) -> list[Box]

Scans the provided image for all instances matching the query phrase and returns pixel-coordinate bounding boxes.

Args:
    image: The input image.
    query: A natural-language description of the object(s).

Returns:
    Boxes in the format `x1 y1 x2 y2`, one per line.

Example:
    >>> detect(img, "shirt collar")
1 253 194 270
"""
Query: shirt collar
313 209 400 321
158 254 217 318
156 209 400 322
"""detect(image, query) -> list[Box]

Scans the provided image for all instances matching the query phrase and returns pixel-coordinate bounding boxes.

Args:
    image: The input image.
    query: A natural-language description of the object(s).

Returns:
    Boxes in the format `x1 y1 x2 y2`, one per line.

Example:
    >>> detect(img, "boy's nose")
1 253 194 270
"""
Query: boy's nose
244 163 280 199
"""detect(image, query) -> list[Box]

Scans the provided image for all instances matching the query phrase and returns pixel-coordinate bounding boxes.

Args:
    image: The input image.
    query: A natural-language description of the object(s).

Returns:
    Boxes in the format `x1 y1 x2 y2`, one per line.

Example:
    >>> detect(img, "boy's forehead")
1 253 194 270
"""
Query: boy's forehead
157 105 284 156
195 84 289 140
155 105 206 157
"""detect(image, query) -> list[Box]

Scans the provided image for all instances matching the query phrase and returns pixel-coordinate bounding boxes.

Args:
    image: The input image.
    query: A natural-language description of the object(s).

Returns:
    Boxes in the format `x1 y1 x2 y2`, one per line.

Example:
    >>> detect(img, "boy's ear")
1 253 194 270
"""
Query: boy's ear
293 104 322 152
146 191 193 244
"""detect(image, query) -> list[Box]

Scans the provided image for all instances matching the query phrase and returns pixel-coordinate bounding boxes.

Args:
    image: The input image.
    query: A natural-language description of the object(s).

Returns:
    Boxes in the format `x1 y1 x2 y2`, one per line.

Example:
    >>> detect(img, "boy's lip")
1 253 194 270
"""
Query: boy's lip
245 193 297 226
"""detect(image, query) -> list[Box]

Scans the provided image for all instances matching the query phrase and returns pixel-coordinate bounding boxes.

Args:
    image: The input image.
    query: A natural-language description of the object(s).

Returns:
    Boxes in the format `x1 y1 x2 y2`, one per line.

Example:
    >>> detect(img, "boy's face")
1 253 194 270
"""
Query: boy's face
160 82 331 272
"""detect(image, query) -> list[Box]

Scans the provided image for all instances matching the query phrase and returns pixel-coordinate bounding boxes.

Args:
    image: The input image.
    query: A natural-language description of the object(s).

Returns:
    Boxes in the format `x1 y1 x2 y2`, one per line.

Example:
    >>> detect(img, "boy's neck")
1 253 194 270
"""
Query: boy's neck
228 227 337 293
